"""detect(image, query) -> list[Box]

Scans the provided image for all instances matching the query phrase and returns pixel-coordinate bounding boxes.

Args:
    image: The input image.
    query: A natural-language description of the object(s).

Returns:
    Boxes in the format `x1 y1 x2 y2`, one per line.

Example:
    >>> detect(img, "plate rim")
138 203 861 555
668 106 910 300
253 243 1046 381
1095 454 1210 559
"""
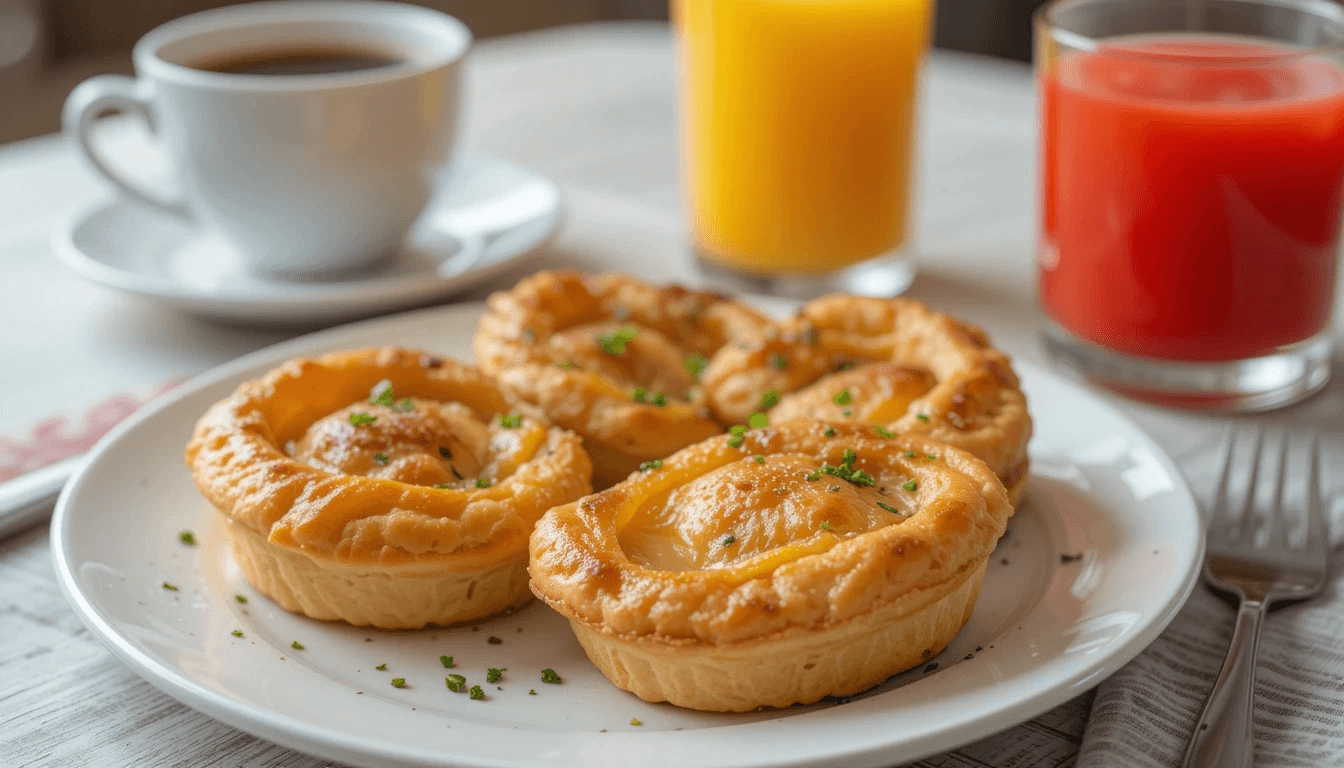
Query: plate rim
49 300 1205 768
50 153 562 313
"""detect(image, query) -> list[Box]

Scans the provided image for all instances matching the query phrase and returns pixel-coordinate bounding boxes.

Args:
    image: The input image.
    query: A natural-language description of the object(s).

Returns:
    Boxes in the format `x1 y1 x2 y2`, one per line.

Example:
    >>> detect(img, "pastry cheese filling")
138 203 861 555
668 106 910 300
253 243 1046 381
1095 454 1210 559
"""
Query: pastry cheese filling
618 452 915 573
773 361 936 424
548 321 700 402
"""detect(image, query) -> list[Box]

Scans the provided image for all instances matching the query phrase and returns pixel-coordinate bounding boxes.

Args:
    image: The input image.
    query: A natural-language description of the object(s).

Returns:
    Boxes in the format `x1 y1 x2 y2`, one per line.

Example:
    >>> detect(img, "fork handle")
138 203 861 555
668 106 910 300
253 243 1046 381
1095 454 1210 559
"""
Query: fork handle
1180 598 1266 768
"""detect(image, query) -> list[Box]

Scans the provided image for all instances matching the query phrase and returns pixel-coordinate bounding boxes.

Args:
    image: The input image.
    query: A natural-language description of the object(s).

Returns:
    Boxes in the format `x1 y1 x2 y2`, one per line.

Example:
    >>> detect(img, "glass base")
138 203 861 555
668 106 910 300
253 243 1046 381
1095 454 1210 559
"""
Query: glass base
1041 321 1332 412
694 244 916 300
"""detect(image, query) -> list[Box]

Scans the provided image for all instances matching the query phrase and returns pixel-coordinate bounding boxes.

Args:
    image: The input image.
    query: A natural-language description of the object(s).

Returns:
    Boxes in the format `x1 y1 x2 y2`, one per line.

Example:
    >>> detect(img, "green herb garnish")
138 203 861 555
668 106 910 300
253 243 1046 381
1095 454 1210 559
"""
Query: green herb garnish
162 582 178 591
348 412 377 427
684 354 709 377
770 354 788 371
396 397 414 412
541 668 562 684
638 459 663 471
560 360 577 370
722 535 736 546
875 426 896 439
823 427 837 437
727 424 747 448
486 668 503 683
529 689 537 695
813 448 874 487
291 641 304 651
374 453 389 465
916 413 931 422
631 388 668 407
235 594 247 603
470 685 485 700
819 521 832 531
434 483 453 489
446 674 466 692
630 718 644 726
754 456 765 464
376 664 387 671
440 655 454 668
598 327 638 355
498 413 523 428
927 454 938 460
475 478 491 489
391 678 406 689
231 630 243 638
833 390 852 406
369 380 396 407
877 501 901 514
903 480 919 492
748 412 769 429
759 390 780 410
179 531 196 546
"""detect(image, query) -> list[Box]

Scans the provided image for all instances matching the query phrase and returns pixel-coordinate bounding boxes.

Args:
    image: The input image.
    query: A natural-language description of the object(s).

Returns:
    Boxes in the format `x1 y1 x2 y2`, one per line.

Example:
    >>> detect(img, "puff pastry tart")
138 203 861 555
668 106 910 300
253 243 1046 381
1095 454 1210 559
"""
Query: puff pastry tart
185 347 591 629
529 420 1013 712
703 296 1032 505
474 270 774 488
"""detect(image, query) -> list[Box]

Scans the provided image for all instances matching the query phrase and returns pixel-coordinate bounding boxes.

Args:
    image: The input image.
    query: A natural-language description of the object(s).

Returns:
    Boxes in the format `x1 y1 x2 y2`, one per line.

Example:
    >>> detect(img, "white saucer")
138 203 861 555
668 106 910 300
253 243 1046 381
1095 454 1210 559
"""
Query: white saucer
54 153 561 325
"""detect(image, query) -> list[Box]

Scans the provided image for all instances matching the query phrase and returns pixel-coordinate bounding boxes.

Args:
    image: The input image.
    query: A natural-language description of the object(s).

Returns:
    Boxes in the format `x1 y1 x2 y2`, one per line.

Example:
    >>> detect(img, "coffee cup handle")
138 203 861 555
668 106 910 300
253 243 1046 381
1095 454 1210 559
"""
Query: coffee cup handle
62 75 190 218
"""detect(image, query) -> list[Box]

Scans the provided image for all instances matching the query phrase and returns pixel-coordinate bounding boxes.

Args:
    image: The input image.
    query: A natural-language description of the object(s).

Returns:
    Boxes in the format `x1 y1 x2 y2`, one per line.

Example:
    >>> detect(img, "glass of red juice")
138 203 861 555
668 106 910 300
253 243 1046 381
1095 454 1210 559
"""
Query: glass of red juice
1036 0 1344 410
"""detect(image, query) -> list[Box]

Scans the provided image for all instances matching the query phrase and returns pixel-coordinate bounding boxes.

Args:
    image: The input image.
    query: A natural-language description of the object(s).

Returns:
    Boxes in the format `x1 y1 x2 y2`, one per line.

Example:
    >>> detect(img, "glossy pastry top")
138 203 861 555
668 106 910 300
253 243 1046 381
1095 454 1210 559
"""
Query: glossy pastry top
529 420 1012 645
185 347 592 568
702 295 1032 496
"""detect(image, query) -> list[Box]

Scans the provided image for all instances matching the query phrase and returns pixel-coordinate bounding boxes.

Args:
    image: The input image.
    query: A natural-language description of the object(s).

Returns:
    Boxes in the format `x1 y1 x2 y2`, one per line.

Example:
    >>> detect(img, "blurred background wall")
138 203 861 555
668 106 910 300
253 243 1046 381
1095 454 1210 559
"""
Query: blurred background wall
0 0 1040 146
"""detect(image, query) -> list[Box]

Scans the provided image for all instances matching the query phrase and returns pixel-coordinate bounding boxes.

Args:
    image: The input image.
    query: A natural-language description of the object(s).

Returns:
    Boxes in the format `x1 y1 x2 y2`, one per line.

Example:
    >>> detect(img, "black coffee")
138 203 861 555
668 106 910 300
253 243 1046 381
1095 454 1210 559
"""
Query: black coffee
191 47 403 76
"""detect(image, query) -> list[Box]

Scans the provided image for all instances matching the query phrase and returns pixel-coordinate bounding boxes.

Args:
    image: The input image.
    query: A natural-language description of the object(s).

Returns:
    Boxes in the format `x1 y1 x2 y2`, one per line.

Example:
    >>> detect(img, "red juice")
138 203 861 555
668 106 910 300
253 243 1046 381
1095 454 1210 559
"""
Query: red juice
1039 37 1344 362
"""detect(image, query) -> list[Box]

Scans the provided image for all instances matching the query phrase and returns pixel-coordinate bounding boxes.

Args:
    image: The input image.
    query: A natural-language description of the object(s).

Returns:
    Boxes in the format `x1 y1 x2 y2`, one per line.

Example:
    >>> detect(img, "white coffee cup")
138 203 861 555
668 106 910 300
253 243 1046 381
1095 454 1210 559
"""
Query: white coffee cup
63 1 471 278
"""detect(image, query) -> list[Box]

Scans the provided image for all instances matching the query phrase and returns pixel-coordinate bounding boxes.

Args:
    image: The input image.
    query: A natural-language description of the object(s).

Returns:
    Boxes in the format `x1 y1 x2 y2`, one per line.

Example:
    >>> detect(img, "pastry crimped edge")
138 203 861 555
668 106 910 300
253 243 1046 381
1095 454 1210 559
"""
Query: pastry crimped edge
703 295 1032 506
185 346 592 628
473 270 775 488
529 421 1013 711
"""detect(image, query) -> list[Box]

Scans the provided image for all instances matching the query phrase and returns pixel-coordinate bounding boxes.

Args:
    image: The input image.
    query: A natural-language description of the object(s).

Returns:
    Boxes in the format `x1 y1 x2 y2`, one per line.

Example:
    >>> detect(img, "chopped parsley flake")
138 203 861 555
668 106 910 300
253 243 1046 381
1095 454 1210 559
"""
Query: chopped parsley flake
235 594 247 603
630 718 644 727
440 655 454 668
598 327 638 355
475 478 491 489
179 531 196 546
728 435 745 448
916 413 931 422
812 448 875 487
348 412 377 427
162 582 178 591
369 380 396 407
541 668 562 684
729 425 747 436
396 397 414 412
470 685 485 700
374 453 389 465
376 664 387 671
805 471 822 481
748 412 769 429
560 360 577 370
231 630 243 638
833 390 852 406
486 668 503 683
722 535 736 546
433 483 453 489
927 454 939 460
498 413 523 428
843 409 853 417
290 641 304 651
837 362 856 371
903 480 919 492
631 388 668 407
819 521 832 531
759 390 780 410
446 674 466 692
755 455 765 464
770 354 788 371
877 501 901 515
529 689 537 695
638 459 663 471
875 426 896 439
683 354 709 377
828 485 841 492
904 451 917 459
823 427 837 437
390 678 406 688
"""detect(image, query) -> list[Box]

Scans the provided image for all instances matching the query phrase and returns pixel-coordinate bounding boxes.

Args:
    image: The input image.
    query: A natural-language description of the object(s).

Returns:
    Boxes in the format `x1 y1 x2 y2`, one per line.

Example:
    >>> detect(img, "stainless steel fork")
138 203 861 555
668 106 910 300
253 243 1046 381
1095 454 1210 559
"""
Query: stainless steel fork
1180 428 1329 768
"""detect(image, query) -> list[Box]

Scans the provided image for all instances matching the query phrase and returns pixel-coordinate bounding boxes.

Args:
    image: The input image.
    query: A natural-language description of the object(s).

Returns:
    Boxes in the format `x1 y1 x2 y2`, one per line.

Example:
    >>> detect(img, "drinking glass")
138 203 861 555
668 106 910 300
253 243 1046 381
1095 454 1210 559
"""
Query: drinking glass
676 0 933 299
1036 0 1344 410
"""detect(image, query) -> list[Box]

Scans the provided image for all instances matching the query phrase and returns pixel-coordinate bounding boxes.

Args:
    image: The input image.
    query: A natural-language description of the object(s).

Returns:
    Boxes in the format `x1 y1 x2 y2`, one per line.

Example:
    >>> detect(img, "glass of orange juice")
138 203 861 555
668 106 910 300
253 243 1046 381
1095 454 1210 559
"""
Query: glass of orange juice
676 0 933 298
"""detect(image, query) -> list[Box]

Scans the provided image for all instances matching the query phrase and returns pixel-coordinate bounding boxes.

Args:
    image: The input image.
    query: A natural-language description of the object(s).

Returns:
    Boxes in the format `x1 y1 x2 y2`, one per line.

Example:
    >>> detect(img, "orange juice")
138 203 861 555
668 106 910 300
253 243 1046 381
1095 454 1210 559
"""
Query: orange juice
677 0 932 275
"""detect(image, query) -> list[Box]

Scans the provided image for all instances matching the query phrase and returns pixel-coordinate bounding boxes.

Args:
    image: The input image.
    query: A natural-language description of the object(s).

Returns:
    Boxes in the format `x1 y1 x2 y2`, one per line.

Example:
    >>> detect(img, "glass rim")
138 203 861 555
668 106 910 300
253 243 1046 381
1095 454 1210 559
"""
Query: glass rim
1035 0 1344 62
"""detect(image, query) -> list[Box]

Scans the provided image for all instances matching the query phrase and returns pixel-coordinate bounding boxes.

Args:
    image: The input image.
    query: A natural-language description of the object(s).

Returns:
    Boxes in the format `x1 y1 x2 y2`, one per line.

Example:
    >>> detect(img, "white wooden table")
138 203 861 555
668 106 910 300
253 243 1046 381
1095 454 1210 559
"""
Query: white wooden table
1 21 1340 768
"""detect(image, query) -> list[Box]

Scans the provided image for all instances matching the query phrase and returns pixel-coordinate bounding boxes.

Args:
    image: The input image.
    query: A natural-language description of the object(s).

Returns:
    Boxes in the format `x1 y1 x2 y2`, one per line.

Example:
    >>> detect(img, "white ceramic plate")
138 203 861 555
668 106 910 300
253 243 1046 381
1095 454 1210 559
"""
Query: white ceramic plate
52 302 1203 768
54 154 560 325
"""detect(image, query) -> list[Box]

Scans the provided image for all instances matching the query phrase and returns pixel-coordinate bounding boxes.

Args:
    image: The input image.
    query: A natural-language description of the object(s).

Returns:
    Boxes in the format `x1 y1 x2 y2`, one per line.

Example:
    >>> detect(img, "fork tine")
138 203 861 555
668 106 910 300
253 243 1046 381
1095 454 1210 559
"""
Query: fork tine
1207 427 1239 540
1227 427 1264 541
1264 429 1290 551
1302 431 1328 563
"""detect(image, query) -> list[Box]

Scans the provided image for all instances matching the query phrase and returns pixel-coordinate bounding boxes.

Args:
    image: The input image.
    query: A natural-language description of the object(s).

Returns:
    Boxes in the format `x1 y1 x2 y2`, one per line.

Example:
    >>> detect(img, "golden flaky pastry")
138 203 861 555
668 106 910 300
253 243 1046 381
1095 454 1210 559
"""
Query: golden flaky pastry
474 271 774 488
185 347 591 629
529 420 1013 712
703 295 1032 505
